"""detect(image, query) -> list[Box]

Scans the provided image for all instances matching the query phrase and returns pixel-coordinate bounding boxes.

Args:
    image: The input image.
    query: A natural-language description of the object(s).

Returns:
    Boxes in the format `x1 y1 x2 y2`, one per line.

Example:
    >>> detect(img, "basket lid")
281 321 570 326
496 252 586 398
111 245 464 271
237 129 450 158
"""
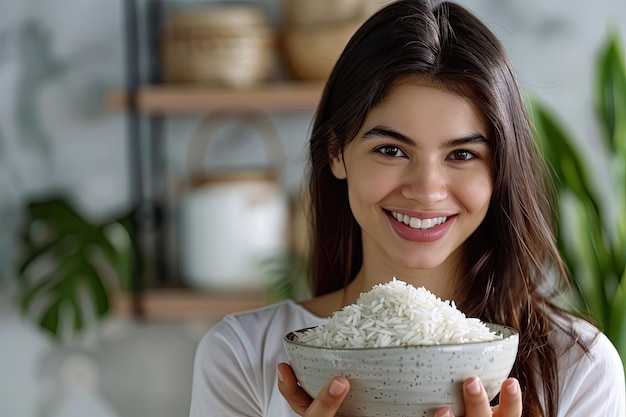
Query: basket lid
166 5 270 31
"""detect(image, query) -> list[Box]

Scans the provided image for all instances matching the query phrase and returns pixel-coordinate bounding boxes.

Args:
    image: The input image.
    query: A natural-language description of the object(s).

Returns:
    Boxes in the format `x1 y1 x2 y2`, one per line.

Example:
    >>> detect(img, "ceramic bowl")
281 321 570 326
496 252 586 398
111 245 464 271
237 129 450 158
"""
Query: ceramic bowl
283 323 518 417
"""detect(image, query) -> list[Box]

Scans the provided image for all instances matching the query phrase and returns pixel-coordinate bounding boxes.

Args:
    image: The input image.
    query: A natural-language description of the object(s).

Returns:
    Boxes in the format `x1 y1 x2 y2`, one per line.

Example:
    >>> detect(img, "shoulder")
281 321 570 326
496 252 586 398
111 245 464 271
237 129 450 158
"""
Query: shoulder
550 314 619 366
550 315 625 416
215 298 320 334
196 299 324 360
190 300 319 417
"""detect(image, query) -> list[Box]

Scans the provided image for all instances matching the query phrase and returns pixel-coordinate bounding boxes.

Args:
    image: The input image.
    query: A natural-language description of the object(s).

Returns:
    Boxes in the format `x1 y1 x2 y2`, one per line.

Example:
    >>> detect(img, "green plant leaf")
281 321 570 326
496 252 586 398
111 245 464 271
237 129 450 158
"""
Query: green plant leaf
609 266 626 356
261 253 309 302
40 300 61 336
17 234 67 276
531 32 626 366
102 220 134 291
530 100 603 220
15 195 133 340
82 251 111 316
69 295 84 332
19 275 58 313
569 195 613 325
596 30 626 154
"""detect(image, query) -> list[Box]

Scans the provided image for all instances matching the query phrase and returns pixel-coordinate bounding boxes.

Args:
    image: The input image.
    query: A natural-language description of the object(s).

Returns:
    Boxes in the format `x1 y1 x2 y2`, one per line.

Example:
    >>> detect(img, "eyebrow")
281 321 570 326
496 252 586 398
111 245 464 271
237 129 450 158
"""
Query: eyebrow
362 126 490 148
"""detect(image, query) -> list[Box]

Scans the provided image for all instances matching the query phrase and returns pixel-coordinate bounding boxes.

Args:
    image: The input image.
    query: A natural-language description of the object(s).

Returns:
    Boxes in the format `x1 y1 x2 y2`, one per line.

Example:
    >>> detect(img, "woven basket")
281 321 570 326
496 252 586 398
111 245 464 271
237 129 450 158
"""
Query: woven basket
282 0 365 27
281 19 362 81
161 5 275 87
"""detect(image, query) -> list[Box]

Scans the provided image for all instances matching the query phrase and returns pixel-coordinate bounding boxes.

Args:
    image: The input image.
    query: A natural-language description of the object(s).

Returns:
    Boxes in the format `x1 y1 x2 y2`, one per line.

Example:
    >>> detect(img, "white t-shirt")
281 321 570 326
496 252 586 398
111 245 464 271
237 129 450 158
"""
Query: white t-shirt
188 300 625 417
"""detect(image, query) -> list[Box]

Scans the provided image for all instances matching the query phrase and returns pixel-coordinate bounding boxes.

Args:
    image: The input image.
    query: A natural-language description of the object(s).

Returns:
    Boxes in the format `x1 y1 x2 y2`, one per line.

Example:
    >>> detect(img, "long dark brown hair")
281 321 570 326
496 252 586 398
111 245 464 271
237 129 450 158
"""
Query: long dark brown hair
306 1 583 415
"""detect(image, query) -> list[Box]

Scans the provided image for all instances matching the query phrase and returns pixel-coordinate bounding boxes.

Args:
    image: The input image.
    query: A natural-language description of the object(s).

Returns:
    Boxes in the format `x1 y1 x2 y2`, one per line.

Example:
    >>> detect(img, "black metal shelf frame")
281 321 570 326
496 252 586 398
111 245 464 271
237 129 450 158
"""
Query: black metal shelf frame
122 0 171 316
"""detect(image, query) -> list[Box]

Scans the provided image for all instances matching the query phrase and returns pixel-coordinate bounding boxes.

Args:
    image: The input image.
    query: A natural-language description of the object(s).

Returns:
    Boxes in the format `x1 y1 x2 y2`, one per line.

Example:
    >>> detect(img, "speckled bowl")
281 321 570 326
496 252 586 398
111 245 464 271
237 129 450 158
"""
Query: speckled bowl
283 323 518 417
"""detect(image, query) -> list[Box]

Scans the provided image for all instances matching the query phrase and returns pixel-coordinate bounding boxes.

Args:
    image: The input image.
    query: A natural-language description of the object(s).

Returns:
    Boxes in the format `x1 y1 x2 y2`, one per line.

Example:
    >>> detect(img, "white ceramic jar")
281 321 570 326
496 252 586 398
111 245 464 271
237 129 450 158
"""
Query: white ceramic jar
178 112 287 291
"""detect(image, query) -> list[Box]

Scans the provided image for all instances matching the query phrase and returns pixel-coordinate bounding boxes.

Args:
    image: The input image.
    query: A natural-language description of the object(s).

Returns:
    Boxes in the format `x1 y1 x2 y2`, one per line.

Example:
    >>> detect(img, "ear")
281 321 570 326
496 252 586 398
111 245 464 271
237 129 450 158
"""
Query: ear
330 152 347 180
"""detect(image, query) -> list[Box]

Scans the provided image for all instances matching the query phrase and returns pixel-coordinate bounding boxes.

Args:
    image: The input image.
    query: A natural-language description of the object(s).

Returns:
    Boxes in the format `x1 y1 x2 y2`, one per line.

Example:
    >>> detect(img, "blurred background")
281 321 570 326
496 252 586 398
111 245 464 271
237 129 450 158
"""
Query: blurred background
1 0 625 416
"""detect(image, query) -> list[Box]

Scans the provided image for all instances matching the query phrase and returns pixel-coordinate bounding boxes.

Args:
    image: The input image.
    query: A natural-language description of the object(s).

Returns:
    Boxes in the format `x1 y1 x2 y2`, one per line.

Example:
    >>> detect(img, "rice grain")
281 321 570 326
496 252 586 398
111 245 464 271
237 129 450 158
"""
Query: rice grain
295 278 501 348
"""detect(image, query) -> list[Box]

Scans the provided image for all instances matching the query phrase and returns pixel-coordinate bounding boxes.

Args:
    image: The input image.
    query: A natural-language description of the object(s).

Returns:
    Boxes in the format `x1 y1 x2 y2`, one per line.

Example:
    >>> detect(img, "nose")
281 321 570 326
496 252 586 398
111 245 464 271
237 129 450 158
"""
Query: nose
400 161 448 205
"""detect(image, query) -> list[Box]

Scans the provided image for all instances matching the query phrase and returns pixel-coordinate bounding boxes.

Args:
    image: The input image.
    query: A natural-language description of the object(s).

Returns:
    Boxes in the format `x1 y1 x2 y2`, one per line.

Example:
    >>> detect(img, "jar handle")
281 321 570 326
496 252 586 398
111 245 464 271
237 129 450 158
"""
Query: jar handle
185 110 286 179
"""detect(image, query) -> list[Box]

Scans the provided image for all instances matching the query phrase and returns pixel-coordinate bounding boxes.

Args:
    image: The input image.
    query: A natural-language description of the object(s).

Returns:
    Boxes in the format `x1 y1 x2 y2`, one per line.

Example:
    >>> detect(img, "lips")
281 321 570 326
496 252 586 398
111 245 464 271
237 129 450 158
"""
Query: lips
387 210 455 243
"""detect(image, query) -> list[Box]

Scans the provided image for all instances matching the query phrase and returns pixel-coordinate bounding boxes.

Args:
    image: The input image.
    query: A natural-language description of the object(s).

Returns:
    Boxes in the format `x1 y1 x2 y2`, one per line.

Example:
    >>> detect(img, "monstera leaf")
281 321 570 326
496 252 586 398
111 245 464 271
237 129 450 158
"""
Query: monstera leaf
16 196 133 339
530 30 626 363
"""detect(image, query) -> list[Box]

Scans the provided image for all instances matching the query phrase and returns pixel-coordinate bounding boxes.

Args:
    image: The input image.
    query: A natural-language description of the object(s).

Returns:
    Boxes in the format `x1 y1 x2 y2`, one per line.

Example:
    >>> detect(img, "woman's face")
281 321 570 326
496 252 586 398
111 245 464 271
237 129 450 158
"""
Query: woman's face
331 83 493 280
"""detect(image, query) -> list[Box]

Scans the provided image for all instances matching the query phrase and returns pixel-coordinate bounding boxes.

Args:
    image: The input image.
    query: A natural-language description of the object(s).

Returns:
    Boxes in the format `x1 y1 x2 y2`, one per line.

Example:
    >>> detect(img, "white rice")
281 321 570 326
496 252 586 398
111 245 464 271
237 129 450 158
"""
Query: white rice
295 278 501 348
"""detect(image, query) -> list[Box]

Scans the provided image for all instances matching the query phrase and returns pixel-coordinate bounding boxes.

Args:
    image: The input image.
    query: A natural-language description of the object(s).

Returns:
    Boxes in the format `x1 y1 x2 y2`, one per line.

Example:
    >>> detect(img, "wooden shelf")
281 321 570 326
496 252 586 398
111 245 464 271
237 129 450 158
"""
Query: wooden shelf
107 83 317 319
113 289 270 320
106 82 324 115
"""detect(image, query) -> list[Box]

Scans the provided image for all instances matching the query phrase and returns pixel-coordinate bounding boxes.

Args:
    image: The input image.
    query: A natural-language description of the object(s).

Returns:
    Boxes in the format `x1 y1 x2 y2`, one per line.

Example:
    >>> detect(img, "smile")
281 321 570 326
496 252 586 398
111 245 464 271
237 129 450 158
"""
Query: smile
389 211 448 230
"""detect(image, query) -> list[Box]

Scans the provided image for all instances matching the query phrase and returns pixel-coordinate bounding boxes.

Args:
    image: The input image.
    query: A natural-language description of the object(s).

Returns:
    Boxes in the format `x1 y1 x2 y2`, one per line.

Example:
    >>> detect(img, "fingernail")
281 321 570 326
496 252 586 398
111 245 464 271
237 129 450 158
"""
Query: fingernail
466 377 481 396
276 365 285 383
329 379 348 397
505 379 519 395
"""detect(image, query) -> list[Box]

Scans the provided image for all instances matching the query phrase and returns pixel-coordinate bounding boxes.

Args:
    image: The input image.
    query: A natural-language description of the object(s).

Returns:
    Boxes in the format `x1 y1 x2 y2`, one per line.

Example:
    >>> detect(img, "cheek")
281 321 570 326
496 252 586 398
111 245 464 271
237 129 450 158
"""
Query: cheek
344 167 398 229
347 165 399 207
456 174 493 213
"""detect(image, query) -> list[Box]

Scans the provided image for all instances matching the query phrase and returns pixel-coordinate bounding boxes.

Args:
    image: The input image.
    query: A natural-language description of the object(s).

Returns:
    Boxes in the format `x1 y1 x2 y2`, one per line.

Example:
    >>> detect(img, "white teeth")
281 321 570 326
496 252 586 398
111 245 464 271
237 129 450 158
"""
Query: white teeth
391 212 448 230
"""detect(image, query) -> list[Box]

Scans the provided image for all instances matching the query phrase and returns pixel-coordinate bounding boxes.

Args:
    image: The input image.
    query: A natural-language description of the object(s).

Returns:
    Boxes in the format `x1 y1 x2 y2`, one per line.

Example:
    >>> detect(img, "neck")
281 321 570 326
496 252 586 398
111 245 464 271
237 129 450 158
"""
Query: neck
347 252 464 305
302 247 466 319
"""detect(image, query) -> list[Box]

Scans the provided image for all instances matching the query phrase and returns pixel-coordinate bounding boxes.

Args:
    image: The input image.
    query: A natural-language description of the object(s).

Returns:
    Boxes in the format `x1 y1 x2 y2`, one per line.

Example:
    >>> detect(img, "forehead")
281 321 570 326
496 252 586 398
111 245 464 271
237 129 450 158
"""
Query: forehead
363 82 489 141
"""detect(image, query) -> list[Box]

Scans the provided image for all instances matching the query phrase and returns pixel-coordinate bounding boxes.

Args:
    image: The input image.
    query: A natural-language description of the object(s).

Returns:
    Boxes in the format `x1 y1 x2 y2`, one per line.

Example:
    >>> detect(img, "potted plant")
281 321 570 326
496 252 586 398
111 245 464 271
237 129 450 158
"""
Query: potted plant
530 30 626 363
15 196 134 341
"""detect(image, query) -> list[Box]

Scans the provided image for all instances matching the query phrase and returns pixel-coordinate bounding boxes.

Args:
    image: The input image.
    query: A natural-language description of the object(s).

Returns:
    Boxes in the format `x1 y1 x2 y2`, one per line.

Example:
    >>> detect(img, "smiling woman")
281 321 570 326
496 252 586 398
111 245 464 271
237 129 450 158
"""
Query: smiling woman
188 1 625 417
328 84 493 287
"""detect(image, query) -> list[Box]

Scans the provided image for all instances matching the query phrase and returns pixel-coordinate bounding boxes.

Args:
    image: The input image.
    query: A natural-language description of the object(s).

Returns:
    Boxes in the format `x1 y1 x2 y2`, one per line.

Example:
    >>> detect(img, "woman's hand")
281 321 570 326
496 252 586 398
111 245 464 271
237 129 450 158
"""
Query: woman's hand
278 364 521 417
277 362 350 416
434 377 522 417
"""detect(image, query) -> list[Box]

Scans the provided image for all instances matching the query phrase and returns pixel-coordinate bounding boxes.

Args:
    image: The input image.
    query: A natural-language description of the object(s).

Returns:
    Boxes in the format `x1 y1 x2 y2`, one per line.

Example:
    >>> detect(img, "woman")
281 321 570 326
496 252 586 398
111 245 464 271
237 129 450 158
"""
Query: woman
188 1 625 416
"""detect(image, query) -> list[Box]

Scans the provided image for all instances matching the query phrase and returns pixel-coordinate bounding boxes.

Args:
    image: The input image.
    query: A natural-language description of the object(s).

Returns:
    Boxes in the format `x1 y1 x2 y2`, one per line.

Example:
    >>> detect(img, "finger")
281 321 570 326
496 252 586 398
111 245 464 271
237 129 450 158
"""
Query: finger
277 363 350 416
305 376 350 417
462 377 492 417
277 363 315 414
432 407 454 417
492 378 522 417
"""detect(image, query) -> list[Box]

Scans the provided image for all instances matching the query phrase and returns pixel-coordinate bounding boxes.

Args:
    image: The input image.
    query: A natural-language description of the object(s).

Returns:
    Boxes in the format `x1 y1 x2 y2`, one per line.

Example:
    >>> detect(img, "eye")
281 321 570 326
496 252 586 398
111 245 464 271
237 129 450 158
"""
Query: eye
376 146 407 158
448 149 477 161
